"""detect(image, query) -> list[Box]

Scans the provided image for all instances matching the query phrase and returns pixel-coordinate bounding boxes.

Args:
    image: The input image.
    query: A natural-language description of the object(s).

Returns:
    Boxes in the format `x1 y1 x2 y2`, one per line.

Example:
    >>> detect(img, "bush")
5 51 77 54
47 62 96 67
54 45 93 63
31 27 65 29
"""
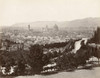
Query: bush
56 52 77 71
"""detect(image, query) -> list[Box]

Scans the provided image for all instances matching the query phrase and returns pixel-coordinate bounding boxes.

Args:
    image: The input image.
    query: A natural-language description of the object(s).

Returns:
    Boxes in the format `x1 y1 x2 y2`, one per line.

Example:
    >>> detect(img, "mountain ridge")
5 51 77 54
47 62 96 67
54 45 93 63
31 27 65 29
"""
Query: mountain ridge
10 17 100 30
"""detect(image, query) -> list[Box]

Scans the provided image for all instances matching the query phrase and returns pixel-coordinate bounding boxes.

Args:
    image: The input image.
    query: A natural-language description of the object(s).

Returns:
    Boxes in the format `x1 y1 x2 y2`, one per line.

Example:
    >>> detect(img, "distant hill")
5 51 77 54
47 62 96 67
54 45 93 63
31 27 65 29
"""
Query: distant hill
10 17 100 31
65 17 100 28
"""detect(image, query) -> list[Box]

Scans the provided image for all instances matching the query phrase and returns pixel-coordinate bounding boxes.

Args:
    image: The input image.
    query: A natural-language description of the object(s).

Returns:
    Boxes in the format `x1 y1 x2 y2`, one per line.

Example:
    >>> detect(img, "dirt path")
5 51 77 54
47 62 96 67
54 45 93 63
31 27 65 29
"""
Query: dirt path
15 67 100 78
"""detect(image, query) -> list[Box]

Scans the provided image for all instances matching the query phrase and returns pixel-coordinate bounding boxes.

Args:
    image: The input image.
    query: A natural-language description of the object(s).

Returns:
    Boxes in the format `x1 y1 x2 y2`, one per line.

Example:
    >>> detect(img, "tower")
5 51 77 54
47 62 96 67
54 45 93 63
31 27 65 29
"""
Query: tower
53 24 59 31
28 25 31 31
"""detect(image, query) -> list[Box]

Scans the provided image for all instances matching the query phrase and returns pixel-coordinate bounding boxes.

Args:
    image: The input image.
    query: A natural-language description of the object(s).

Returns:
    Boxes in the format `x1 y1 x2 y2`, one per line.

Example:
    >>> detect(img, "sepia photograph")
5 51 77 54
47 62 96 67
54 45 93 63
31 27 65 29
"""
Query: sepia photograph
0 0 100 78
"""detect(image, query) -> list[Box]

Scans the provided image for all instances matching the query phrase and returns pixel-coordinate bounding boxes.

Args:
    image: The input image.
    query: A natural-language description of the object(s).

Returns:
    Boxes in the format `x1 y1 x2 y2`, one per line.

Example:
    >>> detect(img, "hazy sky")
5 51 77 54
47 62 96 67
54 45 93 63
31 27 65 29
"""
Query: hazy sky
0 0 100 26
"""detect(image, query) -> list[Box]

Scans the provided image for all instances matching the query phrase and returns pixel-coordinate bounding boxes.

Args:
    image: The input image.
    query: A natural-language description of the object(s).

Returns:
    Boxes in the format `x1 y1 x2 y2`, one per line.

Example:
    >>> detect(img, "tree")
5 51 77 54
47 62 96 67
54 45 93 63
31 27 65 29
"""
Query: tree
29 44 44 74
91 27 100 44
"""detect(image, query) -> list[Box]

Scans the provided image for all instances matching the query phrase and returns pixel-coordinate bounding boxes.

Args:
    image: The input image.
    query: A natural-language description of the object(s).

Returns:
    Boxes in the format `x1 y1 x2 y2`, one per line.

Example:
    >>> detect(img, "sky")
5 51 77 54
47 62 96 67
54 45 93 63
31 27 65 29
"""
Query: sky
0 0 100 26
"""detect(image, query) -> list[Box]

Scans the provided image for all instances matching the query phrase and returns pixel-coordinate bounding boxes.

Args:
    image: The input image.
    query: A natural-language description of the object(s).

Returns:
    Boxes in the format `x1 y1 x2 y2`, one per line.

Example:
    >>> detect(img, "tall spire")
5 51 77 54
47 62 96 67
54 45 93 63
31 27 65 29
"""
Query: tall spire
28 25 30 31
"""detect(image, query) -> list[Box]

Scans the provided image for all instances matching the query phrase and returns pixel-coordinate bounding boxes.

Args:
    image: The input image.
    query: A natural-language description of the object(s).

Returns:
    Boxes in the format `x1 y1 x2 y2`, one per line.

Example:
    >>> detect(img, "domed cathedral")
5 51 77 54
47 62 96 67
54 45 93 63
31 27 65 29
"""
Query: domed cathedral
53 24 59 31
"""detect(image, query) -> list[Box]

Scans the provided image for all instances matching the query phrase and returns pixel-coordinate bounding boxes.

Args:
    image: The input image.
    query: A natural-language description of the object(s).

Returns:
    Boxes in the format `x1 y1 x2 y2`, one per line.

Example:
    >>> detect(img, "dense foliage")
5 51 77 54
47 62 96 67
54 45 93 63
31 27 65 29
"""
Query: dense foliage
43 42 68 48
0 37 100 76
28 44 44 74
91 27 100 43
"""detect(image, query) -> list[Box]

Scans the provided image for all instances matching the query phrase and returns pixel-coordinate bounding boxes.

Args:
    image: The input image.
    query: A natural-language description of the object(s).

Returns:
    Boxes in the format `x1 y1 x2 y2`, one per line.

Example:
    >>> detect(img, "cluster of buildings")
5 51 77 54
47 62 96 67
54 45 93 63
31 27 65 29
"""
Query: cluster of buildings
0 24 93 52
42 24 59 32
0 30 67 51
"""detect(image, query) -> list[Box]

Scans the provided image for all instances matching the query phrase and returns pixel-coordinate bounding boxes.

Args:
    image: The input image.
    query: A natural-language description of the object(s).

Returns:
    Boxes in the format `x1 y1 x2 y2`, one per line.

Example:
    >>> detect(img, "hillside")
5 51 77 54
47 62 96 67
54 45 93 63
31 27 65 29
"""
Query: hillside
10 17 100 30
